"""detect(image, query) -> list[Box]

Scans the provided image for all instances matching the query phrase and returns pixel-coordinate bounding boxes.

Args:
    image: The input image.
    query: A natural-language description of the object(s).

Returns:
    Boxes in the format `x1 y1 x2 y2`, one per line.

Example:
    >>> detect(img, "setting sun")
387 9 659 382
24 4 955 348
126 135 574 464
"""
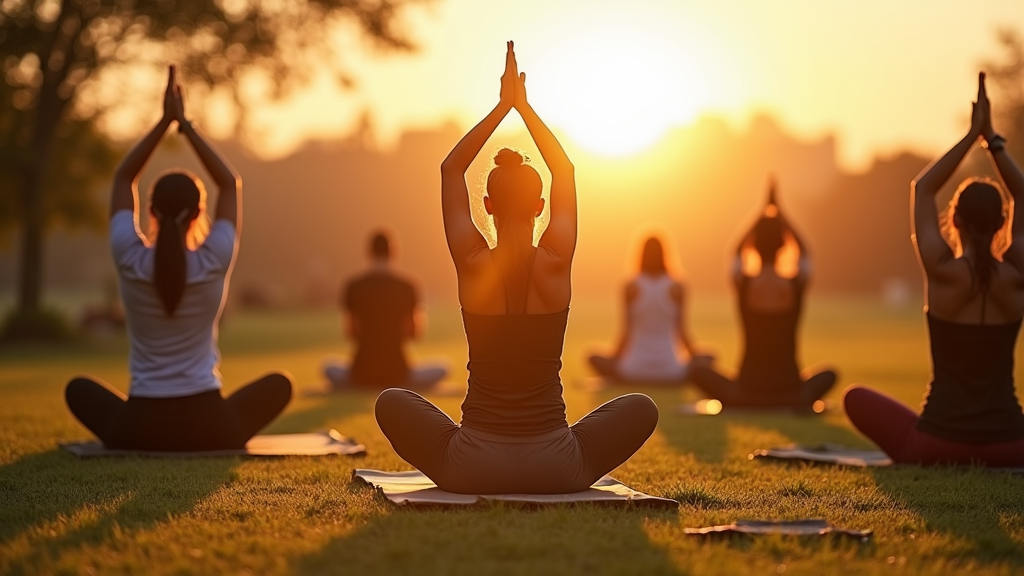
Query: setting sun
529 34 705 157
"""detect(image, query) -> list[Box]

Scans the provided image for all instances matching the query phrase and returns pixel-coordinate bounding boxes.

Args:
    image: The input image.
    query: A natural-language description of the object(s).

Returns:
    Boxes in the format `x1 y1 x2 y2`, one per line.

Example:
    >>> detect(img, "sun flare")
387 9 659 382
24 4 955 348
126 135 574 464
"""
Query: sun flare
530 36 703 157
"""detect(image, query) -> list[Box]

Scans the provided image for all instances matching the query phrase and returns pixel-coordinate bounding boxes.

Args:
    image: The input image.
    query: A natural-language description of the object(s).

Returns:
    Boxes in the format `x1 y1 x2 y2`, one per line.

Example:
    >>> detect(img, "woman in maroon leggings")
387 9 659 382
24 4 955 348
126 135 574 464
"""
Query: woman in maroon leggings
844 73 1024 466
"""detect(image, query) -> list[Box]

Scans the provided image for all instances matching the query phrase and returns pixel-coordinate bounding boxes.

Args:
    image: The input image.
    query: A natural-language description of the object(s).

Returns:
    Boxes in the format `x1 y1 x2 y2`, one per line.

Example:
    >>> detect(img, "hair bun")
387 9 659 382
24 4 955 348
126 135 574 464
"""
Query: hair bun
494 148 524 167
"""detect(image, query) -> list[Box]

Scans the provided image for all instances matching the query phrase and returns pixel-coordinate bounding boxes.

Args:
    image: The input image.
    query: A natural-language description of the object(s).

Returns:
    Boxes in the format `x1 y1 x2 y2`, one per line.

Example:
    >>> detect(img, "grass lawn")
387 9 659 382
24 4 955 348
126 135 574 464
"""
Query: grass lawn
2 296 1023 575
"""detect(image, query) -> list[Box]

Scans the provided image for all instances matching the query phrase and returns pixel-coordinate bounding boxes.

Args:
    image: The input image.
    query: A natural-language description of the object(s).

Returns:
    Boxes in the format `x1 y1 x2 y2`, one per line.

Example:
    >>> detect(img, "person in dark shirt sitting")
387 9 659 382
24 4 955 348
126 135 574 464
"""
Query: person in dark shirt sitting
843 73 1024 466
323 231 447 391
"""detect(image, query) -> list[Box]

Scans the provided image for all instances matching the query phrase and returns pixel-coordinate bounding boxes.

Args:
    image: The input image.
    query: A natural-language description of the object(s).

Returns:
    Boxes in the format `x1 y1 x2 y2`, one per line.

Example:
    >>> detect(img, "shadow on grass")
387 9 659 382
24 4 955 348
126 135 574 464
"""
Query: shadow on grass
263 391 375 435
871 466 1024 565
293 492 688 576
0 449 236 571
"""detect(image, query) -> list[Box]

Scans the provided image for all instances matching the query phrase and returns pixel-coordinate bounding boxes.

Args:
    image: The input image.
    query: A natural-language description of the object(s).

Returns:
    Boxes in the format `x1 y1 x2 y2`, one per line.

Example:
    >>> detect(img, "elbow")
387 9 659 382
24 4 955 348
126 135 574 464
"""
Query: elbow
440 159 464 177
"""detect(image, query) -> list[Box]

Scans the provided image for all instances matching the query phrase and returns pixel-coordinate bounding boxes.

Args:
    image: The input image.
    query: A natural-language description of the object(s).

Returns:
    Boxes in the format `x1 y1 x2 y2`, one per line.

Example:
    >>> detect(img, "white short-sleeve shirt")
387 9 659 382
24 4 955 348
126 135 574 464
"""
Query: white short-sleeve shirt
110 210 236 398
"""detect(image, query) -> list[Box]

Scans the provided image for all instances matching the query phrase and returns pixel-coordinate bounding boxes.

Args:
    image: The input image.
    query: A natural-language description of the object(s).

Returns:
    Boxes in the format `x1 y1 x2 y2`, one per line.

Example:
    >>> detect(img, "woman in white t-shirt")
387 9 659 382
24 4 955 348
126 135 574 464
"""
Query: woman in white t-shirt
588 236 712 384
64 66 292 451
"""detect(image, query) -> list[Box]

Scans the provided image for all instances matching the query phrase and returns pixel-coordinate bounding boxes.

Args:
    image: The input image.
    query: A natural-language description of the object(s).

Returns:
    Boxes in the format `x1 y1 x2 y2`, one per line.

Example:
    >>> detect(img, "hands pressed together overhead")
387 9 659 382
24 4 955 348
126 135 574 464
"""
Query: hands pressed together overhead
499 41 529 112
162 65 189 130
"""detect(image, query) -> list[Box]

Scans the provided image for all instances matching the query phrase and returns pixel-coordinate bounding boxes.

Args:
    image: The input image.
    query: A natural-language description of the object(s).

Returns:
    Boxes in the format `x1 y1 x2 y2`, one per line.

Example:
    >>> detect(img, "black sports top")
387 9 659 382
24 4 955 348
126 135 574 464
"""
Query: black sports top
916 313 1024 443
735 275 805 396
343 271 416 386
459 308 570 436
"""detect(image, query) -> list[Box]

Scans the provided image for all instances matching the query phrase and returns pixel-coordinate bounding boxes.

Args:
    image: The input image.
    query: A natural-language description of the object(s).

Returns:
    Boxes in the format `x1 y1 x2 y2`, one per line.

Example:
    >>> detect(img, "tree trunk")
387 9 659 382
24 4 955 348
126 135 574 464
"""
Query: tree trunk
15 6 77 315
16 155 46 313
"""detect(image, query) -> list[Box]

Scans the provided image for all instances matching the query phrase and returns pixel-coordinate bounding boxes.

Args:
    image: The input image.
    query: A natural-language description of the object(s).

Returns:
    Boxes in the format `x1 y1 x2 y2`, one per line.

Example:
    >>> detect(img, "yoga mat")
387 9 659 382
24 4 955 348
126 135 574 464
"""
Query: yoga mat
751 443 1024 473
61 429 366 458
679 400 830 416
749 444 892 467
685 519 872 540
353 469 679 509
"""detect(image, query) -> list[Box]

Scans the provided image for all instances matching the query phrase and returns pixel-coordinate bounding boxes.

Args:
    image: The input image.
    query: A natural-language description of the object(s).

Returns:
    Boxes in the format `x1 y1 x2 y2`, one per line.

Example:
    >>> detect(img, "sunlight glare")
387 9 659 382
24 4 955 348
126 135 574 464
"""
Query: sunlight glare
530 36 702 157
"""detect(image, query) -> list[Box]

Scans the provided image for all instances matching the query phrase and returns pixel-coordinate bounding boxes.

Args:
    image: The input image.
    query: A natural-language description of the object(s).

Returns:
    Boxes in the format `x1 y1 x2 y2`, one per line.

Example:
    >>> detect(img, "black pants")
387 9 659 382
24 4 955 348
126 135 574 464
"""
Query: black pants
65 374 293 451
689 365 836 408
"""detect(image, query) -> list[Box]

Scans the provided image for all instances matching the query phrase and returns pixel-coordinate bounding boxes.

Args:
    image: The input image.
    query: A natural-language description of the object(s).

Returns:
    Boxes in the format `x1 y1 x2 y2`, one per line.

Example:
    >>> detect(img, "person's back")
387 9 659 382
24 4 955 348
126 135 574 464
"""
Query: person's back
843 73 1024 466
735 268 803 396
345 270 416 385
114 208 233 397
616 274 686 381
374 43 658 494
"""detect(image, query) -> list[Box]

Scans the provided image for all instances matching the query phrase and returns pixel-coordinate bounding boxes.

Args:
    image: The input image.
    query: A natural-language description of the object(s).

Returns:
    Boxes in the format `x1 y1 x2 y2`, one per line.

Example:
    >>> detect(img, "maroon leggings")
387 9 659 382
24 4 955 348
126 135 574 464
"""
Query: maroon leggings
843 386 1024 467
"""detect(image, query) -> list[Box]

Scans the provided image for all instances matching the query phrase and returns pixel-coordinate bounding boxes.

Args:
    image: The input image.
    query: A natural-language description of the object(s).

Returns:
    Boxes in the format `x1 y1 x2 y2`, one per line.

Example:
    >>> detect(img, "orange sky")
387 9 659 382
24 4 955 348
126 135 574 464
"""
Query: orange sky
227 0 1024 171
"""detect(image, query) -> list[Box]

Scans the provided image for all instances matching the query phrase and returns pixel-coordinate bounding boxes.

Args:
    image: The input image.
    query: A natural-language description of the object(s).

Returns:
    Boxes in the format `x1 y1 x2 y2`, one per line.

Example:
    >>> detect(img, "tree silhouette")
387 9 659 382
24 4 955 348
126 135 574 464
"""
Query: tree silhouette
0 0 419 334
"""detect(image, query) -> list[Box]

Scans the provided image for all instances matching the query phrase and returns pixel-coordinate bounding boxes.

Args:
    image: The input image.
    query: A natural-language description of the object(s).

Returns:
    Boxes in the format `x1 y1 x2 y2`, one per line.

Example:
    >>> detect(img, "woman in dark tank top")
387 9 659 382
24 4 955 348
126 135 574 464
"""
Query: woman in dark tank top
690 182 837 409
843 73 1024 466
373 42 658 494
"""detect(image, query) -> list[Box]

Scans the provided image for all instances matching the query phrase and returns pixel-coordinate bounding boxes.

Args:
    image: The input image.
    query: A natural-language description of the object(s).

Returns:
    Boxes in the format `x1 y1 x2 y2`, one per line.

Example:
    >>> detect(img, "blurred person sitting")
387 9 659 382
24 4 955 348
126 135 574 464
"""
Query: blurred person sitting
64 66 292 451
323 230 447 391
690 180 837 409
588 234 712 384
843 73 1024 466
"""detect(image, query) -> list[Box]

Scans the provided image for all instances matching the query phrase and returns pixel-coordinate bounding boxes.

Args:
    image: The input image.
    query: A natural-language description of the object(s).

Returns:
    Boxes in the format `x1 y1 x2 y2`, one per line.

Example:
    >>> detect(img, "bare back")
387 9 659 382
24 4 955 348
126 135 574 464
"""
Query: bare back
922 256 1024 324
454 242 572 315
743 270 797 314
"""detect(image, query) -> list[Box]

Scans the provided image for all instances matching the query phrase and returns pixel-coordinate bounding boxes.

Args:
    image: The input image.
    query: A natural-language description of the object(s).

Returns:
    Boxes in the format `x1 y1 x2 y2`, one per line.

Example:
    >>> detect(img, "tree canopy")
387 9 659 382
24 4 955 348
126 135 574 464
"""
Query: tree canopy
0 0 421 320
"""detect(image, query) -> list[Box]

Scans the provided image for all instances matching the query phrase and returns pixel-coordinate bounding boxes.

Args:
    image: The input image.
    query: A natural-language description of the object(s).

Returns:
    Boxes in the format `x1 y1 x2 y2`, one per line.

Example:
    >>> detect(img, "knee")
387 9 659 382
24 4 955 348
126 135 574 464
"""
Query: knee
374 388 416 431
841 384 873 415
263 372 294 405
621 393 660 432
819 370 838 387
65 377 97 410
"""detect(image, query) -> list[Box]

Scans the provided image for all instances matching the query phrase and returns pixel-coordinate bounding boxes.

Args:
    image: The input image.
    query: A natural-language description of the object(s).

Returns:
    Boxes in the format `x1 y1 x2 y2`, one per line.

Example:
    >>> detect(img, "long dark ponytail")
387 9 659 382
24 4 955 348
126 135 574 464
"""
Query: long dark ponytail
150 172 203 316
948 179 1007 295
486 148 543 310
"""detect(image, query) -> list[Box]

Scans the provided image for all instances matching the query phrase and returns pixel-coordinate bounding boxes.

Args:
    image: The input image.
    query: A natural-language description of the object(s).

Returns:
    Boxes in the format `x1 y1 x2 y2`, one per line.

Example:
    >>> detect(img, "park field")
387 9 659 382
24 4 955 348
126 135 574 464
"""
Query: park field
1 296 1023 575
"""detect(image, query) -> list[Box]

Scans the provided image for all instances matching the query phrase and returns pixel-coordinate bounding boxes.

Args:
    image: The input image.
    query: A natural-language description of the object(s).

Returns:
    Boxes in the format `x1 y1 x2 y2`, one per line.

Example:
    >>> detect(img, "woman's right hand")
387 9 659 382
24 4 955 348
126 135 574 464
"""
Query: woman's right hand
499 41 518 111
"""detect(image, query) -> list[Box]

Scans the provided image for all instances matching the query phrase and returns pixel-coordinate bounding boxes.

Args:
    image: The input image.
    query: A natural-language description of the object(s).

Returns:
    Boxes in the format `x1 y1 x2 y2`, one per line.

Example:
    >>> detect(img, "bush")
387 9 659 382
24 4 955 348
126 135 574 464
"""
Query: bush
1 308 77 342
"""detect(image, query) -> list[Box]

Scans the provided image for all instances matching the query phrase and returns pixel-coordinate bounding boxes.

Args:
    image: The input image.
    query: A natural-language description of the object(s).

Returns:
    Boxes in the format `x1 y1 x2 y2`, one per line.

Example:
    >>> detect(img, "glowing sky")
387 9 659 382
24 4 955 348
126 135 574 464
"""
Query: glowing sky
240 0 1024 170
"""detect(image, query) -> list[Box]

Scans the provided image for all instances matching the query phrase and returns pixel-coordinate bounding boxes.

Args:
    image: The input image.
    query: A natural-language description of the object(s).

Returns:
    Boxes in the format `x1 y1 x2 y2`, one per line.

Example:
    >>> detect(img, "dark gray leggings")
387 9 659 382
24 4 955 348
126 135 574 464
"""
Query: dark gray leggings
65 374 293 451
375 389 659 494
689 366 836 408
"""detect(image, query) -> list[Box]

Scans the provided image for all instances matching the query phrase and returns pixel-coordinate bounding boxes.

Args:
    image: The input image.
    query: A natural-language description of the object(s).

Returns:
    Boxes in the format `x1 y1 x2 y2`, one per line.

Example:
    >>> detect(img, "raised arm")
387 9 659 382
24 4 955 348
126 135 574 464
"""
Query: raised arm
980 74 1024 268
439 42 517 265
172 85 241 230
912 74 987 278
110 66 177 217
514 47 577 262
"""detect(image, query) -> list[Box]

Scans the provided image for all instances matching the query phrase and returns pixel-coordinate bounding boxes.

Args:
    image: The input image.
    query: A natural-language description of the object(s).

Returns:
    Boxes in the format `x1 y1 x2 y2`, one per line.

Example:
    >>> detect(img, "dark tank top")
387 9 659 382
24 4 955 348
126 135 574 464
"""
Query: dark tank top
736 275 804 395
459 309 569 436
917 313 1024 443
459 247 568 436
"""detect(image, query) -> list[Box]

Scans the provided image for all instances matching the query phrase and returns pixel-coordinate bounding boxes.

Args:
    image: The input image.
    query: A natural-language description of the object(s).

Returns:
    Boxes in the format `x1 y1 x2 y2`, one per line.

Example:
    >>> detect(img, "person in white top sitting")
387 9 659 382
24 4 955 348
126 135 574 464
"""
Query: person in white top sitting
588 235 712 384
64 66 292 451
